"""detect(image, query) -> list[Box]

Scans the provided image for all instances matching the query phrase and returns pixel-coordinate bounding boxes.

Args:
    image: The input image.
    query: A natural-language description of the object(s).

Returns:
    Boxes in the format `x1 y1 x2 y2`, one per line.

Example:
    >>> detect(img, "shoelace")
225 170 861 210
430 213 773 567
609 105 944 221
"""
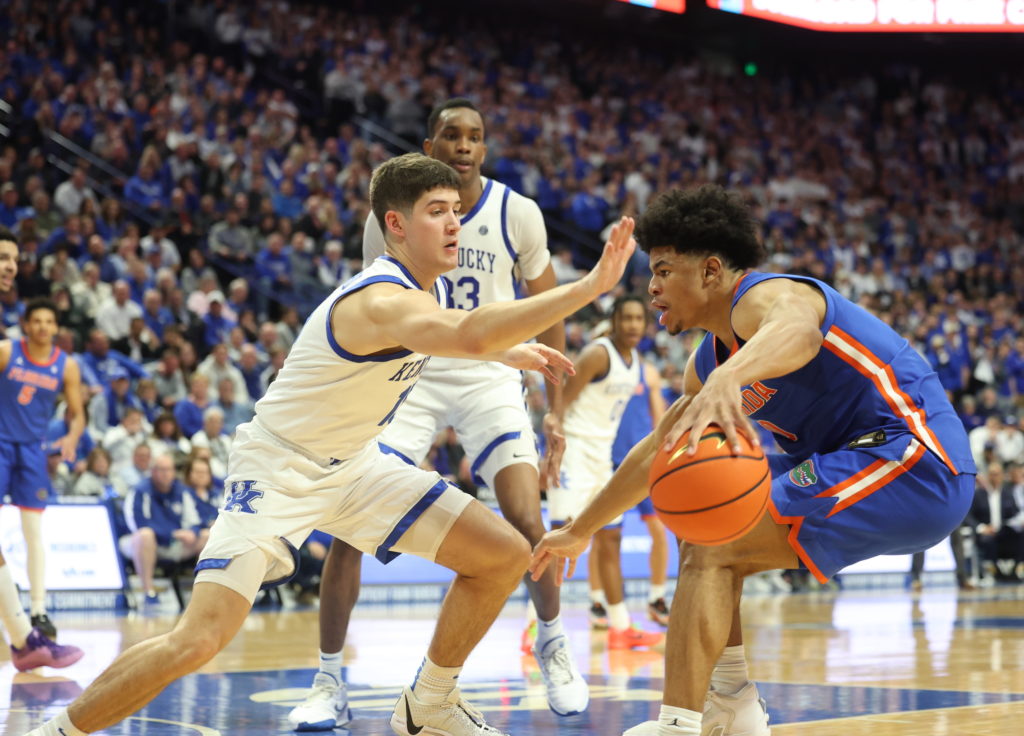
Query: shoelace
541 645 575 686
443 689 504 735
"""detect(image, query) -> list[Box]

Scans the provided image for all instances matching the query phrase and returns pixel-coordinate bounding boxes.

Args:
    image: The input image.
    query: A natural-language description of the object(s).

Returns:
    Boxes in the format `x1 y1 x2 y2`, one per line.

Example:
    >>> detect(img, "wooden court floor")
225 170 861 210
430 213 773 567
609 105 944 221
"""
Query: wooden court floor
3 585 1024 735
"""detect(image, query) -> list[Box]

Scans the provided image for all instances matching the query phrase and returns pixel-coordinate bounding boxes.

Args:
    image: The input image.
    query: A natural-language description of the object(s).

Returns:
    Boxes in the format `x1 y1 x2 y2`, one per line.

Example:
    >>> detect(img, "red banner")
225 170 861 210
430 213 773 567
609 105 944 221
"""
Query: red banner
707 0 1024 31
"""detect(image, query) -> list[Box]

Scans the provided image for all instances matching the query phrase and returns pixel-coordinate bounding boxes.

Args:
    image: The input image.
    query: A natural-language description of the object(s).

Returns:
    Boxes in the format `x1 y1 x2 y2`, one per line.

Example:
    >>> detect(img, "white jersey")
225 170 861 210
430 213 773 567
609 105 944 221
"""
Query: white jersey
253 256 449 462
563 337 641 453
363 176 551 376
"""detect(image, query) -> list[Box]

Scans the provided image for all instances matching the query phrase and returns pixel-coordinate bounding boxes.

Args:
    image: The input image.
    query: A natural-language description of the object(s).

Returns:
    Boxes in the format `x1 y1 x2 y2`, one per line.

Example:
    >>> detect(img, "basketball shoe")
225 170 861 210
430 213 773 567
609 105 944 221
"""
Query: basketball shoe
608 625 664 649
622 684 770 735
287 672 351 731
30 614 57 638
648 598 670 626
532 634 589 715
589 601 609 629
10 629 84 672
390 686 509 736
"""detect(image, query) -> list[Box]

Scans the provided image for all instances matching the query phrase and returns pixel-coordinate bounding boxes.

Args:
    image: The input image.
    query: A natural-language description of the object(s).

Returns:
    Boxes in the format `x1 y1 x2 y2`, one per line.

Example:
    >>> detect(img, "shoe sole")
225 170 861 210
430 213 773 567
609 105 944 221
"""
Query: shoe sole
290 707 352 731
13 647 84 672
390 712 453 736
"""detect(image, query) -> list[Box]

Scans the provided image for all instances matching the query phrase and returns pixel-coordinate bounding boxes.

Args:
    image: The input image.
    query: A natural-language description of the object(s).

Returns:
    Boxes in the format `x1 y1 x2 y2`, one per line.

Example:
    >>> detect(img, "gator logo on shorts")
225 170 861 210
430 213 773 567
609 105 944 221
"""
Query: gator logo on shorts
789 460 818 487
36 487 48 501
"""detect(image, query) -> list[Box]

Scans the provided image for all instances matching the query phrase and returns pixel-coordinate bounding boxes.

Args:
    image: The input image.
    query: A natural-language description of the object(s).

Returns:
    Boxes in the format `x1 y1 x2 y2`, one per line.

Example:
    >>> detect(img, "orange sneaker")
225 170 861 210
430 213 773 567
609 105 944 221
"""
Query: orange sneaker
520 620 537 655
608 625 664 650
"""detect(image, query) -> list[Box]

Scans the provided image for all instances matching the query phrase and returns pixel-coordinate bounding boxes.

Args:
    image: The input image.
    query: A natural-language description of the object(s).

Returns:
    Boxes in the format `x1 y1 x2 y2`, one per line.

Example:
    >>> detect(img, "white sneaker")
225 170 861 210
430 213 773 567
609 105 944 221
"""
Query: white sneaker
391 686 508 736
533 634 589 715
623 720 660 735
702 682 770 736
287 672 352 731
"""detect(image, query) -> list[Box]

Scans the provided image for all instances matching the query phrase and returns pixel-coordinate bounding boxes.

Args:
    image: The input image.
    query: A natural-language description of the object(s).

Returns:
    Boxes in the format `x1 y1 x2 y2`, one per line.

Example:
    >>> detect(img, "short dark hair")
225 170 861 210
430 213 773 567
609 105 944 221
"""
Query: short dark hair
636 185 764 270
426 98 482 138
24 297 58 321
611 294 647 319
0 227 17 246
369 153 460 237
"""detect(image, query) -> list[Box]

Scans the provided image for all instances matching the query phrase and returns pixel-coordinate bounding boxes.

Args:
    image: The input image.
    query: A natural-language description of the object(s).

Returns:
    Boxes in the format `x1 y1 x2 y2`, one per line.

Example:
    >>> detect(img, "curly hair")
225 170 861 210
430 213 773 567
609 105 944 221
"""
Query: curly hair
636 185 764 270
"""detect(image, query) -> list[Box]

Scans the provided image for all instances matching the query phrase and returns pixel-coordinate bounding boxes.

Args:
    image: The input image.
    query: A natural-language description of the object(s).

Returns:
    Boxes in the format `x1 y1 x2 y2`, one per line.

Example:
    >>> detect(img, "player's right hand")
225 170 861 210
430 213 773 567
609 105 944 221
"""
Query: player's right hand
584 216 635 296
530 523 590 586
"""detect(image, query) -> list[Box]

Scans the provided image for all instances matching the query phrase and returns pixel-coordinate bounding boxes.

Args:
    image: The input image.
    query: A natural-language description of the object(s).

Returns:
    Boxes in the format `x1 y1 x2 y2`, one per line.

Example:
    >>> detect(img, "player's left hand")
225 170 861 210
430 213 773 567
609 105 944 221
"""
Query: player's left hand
499 344 575 384
662 367 759 456
541 412 565 488
530 523 590 586
55 434 77 463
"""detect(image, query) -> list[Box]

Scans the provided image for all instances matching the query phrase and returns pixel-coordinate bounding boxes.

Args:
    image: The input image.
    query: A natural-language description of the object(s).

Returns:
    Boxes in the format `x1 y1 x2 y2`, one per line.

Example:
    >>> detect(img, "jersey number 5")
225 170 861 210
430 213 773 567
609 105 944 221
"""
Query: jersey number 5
17 385 36 405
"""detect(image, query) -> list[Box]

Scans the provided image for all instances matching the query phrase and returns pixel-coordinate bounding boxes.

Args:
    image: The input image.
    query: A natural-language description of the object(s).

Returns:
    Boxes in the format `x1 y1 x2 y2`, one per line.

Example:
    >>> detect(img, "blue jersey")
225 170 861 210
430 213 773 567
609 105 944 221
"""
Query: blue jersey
0 340 67 443
694 272 974 476
612 364 652 466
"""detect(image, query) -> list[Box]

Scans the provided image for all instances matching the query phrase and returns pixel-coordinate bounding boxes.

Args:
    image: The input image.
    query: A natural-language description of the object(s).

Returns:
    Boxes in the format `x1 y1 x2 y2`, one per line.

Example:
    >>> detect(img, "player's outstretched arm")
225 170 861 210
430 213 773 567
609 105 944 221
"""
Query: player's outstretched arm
357 218 636 358
529 389 694 585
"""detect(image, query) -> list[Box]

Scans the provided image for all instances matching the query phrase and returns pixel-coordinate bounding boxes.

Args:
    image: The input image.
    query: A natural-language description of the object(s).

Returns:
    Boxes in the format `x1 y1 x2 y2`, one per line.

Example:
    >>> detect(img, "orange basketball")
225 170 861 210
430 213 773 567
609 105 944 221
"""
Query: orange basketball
648 425 770 545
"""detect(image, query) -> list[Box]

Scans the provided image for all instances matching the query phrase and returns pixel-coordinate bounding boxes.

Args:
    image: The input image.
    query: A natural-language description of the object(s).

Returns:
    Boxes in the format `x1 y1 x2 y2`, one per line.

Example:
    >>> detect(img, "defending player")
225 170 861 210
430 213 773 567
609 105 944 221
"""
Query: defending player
24 154 634 736
548 295 663 649
531 185 974 736
0 229 84 669
289 98 587 729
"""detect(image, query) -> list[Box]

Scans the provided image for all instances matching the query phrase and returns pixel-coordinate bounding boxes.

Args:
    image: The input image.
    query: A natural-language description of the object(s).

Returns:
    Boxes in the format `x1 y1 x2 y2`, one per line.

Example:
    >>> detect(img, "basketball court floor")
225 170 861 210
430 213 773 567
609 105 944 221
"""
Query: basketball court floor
2 585 1024 736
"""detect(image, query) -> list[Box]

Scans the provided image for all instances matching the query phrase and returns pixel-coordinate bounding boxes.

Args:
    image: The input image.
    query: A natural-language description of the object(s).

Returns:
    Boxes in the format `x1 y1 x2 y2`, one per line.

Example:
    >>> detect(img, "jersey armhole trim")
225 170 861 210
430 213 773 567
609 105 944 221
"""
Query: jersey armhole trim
460 178 493 226
326 276 415 363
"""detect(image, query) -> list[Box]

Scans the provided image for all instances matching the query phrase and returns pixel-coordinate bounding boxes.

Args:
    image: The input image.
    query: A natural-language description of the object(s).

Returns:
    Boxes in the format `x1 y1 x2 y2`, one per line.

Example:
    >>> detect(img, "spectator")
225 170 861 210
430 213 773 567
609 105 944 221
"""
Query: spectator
974 461 1024 581
236 343 265 401
148 346 188 407
189 406 232 478
53 168 98 219
202 293 236 350
88 367 145 440
208 208 255 269
173 373 214 438
141 289 175 341
113 317 161 365
82 328 148 386
124 163 166 213
147 412 192 464
113 441 152 499
183 454 221 531
214 376 254 434
71 447 116 499
95 280 144 342
120 455 207 604
136 378 162 424
316 239 348 289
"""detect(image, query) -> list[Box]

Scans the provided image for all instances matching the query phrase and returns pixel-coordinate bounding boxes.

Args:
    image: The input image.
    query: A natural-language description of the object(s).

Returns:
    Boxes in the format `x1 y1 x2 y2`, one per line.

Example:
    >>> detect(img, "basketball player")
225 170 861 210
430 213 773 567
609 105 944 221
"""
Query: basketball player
289 98 588 729
531 185 974 736
548 295 663 649
1 295 86 638
0 228 84 669
24 155 634 736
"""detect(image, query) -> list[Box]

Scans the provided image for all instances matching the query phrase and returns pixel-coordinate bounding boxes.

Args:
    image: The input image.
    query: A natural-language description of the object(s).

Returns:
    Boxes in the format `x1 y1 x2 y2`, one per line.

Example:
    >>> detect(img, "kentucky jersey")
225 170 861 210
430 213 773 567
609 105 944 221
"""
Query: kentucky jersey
564 337 641 454
363 177 551 377
253 256 449 461
693 272 975 475
0 339 67 442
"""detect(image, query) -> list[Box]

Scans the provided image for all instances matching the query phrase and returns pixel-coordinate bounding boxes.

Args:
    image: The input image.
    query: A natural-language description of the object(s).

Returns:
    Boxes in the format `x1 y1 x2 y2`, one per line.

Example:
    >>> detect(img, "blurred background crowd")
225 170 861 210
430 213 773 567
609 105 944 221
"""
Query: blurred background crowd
1 0 1023 599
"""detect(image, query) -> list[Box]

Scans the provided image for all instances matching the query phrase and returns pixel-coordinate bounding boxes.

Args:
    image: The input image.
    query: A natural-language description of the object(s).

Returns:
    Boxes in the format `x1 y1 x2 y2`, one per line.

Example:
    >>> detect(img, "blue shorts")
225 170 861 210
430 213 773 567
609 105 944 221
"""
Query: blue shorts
635 496 655 518
0 440 52 510
767 431 974 582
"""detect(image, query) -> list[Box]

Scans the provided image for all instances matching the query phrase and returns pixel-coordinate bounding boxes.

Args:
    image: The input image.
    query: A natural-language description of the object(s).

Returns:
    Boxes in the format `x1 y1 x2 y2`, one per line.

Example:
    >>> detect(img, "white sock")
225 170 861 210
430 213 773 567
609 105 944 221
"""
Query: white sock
591 589 607 606
412 655 462 704
26 709 89 736
318 649 343 685
710 645 749 695
22 511 47 615
607 601 630 630
649 583 666 603
0 564 32 648
658 704 701 735
535 615 564 648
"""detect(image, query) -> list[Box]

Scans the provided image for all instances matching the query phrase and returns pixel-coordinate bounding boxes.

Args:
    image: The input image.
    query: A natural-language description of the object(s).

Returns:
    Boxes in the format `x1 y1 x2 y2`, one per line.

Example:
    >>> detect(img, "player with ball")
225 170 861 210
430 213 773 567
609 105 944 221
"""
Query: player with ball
531 184 975 736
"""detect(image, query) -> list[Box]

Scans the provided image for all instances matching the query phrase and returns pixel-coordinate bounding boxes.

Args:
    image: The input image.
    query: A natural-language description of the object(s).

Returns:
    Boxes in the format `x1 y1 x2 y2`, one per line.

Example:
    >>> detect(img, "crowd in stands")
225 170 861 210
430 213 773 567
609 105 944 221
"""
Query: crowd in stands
1 0 1023 594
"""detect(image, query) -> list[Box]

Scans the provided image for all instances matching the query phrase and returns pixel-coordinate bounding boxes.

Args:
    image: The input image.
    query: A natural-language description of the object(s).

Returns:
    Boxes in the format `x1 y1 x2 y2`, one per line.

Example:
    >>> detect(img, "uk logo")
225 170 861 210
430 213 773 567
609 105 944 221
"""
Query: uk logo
789 460 818 487
224 481 263 514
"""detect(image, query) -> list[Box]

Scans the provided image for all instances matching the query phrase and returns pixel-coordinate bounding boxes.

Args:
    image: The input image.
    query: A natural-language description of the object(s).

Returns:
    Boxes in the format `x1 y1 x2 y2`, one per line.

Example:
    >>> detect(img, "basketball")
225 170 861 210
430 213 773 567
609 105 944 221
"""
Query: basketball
648 426 771 545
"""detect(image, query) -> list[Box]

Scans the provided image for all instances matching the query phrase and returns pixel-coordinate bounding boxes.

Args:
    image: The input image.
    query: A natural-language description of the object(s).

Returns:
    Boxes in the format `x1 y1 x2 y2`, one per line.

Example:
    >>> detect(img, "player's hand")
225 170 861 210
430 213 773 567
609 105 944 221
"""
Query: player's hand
530 523 590 585
583 217 636 296
55 434 77 463
541 411 565 488
662 367 759 456
498 344 575 384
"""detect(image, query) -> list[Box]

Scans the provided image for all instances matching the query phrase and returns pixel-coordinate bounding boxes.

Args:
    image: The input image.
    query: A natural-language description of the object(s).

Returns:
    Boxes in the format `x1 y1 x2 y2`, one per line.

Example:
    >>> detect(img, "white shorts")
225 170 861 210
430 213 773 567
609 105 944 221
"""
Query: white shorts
376 365 538 489
547 436 621 526
195 421 472 602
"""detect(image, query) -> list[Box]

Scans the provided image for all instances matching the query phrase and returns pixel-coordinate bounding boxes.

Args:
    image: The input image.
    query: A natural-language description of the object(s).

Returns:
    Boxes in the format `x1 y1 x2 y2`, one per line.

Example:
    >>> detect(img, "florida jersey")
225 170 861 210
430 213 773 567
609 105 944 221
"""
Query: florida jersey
0 340 66 442
253 256 449 461
693 272 974 475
